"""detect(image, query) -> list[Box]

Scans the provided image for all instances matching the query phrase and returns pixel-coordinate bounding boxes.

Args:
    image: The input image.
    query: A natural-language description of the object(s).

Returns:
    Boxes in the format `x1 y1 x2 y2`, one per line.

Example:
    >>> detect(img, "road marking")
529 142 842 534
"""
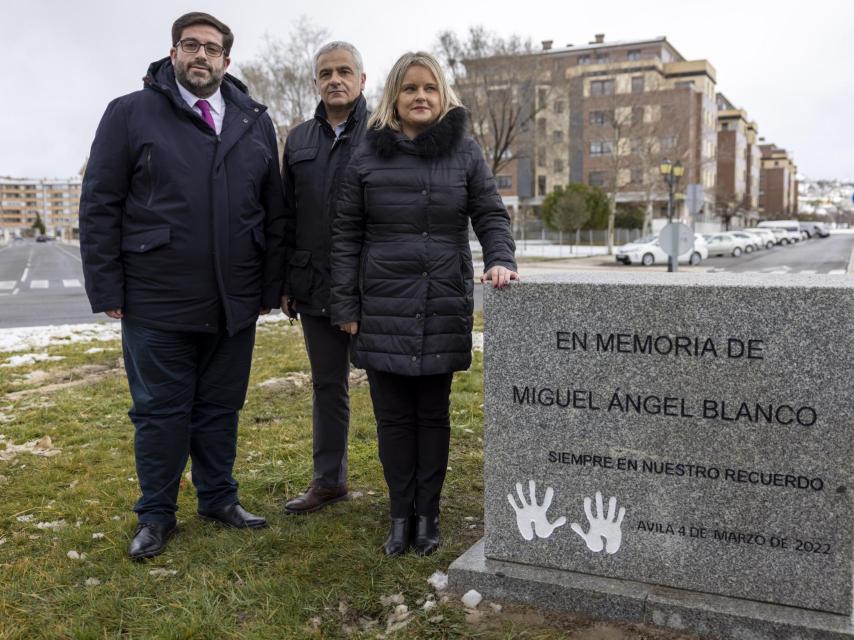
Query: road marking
12 288 19 295
55 243 83 263
63 279 82 288
828 269 846 275
20 267 29 282
0 281 15 290
30 280 49 289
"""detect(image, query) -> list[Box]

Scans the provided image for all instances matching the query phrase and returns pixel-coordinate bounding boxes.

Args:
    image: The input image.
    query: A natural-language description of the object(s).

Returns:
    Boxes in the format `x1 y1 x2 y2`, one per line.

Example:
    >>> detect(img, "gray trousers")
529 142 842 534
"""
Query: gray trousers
301 313 350 488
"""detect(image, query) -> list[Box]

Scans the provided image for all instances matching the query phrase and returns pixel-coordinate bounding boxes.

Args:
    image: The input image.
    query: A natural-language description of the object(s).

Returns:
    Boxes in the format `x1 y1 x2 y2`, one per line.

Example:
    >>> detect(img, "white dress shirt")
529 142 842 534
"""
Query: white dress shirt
176 81 225 135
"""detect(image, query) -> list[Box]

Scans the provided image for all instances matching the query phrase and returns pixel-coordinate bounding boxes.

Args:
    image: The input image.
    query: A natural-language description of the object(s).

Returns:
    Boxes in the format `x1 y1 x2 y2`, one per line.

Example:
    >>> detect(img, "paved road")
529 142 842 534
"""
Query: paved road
703 234 852 274
473 233 854 311
2 235 852 326
0 241 101 328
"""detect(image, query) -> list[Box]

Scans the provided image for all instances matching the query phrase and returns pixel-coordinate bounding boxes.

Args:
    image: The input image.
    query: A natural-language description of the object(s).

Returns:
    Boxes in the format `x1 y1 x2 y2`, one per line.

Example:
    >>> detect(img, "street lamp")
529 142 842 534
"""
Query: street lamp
660 159 685 272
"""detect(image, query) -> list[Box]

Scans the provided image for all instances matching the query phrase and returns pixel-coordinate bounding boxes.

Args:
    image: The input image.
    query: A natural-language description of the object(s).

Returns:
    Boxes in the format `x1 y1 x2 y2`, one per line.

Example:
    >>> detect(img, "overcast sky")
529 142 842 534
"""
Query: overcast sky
2 0 852 181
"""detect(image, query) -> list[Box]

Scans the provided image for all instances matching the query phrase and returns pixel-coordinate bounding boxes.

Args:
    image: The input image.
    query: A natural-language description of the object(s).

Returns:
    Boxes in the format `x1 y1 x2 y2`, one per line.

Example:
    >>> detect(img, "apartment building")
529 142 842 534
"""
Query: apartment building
715 93 760 226
0 177 81 238
758 144 798 217
459 34 719 224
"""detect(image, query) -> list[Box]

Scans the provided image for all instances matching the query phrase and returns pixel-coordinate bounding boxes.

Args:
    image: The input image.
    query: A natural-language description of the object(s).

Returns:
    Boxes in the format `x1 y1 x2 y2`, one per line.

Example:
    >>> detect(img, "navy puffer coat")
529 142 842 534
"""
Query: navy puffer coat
80 58 286 335
330 108 516 375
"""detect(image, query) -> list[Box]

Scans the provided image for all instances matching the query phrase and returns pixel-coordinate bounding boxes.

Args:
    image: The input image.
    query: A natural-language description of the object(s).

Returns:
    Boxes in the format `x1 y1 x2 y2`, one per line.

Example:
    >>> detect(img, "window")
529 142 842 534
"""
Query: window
662 135 675 149
632 106 644 125
552 130 564 143
589 110 609 126
537 118 546 136
538 88 548 108
589 171 605 186
496 175 512 189
627 50 641 61
590 140 614 156
554 100 565 114
630 138 642 154
590 79 615 96
537 147 547 168
554 159 565 173
631 168 643 183
631 76 644 93
721 122 729 130
538 175 547 196
675 80 694 90
579 55 590 65
596 54 609 64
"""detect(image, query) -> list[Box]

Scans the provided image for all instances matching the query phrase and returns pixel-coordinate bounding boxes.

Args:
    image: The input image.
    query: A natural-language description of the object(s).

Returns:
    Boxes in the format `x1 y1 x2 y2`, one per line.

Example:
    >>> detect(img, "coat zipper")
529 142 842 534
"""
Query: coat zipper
145 149 153 207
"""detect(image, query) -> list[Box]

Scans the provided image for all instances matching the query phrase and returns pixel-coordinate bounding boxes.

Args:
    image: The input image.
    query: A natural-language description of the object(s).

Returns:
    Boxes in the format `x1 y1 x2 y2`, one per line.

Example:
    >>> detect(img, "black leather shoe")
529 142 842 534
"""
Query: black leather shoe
128 522 177 560
383 517 413 556
198 502 267 529
413 515 441 556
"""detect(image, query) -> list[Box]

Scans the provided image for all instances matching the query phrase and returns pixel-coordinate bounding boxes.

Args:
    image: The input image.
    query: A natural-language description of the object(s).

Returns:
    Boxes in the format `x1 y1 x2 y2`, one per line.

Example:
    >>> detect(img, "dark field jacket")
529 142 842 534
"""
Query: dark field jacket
282 95 368 316
330 108 516 375
80 58 286 334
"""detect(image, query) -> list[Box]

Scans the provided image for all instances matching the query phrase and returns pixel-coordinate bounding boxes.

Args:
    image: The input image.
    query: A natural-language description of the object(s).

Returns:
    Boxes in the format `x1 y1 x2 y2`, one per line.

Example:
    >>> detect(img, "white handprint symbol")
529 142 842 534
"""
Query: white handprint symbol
570 491 626 554
507 480 567 541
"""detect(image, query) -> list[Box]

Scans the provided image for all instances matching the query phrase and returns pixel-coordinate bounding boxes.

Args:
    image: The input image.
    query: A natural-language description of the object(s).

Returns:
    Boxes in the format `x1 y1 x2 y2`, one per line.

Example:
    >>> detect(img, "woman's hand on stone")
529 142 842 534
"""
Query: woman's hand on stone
482 266 520 289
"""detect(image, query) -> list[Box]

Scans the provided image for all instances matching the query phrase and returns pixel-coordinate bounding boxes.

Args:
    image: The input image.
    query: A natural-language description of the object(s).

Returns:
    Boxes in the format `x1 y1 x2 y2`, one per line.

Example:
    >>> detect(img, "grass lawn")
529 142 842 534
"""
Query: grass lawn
0 319 692 640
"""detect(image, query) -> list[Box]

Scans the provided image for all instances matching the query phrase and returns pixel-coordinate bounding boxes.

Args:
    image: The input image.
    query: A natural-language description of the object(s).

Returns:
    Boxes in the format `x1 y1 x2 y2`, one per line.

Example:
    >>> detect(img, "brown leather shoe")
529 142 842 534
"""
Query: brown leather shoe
284 483 349 514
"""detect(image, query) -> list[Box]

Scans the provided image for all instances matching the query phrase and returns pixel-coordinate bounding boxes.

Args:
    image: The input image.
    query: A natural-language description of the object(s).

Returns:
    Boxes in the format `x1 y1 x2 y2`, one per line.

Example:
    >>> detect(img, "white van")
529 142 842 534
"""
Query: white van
757 220 801 243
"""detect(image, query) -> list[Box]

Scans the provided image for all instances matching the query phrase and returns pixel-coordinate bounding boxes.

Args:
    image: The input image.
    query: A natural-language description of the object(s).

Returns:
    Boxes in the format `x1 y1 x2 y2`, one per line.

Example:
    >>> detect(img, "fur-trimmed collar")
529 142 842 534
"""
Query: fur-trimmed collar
368 107 467 158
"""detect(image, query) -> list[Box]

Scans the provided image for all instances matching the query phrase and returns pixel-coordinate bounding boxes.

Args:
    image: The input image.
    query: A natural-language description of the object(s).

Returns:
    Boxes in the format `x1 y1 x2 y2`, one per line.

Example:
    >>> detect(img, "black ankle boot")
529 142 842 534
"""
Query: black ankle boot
413 515 440 556
383 517 412 556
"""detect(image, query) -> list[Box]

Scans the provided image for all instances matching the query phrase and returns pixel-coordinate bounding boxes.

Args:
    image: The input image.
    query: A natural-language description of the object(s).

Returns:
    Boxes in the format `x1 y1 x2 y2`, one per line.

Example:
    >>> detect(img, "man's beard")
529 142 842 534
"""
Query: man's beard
174 57 224 98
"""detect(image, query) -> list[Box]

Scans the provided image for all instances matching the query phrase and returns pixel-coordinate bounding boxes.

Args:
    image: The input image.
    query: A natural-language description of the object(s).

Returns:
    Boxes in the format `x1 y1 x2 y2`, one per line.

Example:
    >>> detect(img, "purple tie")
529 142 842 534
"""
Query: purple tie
195 99 216 132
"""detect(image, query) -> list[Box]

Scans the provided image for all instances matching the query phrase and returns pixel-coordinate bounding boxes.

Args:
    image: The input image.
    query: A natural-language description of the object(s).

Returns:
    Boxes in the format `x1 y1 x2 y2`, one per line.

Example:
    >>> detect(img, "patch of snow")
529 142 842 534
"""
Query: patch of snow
471 331 484 352
0 322 122 354
16 514 34 523
148 568 178 577
36 520 67 531
462 589 482 609
66 550 85 560
92 533 105 540
427 570 448 592
2 353 64 367
84 577 101 587
380 593 405 607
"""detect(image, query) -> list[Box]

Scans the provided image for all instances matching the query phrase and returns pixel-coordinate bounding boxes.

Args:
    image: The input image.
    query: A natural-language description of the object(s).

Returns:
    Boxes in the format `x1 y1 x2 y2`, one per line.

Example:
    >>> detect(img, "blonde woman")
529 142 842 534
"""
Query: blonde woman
330 52 518 556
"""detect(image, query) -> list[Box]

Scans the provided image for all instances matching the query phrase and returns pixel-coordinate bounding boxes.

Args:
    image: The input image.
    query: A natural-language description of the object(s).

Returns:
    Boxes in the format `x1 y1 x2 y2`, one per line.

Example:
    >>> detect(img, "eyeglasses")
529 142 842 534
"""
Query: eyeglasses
175 39 226 58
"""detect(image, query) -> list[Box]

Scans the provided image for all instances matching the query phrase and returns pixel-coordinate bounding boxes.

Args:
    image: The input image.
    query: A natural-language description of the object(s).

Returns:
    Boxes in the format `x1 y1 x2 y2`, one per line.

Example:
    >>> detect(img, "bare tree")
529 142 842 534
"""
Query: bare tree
239 16 330 152
435 27 549 175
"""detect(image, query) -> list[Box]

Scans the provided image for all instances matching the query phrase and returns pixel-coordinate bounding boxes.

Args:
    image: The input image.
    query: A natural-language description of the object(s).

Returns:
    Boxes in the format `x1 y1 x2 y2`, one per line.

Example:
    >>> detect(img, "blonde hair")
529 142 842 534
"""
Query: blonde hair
368 51 463 132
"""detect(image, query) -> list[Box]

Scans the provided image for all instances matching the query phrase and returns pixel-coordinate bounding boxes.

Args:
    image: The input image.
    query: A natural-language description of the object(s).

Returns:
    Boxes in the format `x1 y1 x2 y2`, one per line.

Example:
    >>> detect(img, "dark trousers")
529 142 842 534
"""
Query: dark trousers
121 318 256 524
301 313 351 488
366 369 454 518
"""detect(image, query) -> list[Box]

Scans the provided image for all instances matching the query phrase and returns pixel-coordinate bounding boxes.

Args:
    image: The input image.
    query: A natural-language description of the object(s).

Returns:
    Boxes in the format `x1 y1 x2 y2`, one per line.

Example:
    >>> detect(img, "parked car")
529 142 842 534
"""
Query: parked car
616 233 708 266
703 232 751 257
799 222 830 238
35 235 48 243
740 228 777 249
758 220 801 243
728 231 761 253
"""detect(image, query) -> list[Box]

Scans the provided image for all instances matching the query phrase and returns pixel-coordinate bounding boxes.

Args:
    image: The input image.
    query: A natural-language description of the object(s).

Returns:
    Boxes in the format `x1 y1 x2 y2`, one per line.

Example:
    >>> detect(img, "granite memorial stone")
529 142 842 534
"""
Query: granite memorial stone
450 272 853 639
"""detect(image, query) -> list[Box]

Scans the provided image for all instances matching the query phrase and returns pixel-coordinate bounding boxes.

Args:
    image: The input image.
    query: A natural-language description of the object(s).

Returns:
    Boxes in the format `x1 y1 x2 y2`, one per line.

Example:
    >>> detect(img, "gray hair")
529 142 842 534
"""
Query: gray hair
313 41 364 78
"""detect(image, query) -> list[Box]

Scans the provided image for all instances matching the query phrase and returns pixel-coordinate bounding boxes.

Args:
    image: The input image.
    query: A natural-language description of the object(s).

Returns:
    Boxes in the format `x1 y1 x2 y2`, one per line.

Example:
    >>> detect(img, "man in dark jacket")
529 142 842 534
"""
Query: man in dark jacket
281 42 367 514
80 12 285 559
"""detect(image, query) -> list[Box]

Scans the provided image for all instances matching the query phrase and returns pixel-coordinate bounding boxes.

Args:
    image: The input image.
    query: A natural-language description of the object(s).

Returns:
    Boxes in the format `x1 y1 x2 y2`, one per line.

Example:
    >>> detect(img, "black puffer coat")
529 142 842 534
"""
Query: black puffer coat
330 108 516 375
80 58 285 335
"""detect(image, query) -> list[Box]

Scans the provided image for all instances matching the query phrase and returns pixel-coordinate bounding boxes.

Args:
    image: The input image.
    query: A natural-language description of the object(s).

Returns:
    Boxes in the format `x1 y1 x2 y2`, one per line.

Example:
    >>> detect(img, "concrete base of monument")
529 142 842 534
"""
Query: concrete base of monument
449 539 854 640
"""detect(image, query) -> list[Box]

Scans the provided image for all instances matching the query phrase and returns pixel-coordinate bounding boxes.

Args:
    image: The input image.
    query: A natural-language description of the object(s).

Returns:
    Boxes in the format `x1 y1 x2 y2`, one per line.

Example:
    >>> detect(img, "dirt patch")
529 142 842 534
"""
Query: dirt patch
5 362 122 401
257 368 368 394
0 435 61 461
